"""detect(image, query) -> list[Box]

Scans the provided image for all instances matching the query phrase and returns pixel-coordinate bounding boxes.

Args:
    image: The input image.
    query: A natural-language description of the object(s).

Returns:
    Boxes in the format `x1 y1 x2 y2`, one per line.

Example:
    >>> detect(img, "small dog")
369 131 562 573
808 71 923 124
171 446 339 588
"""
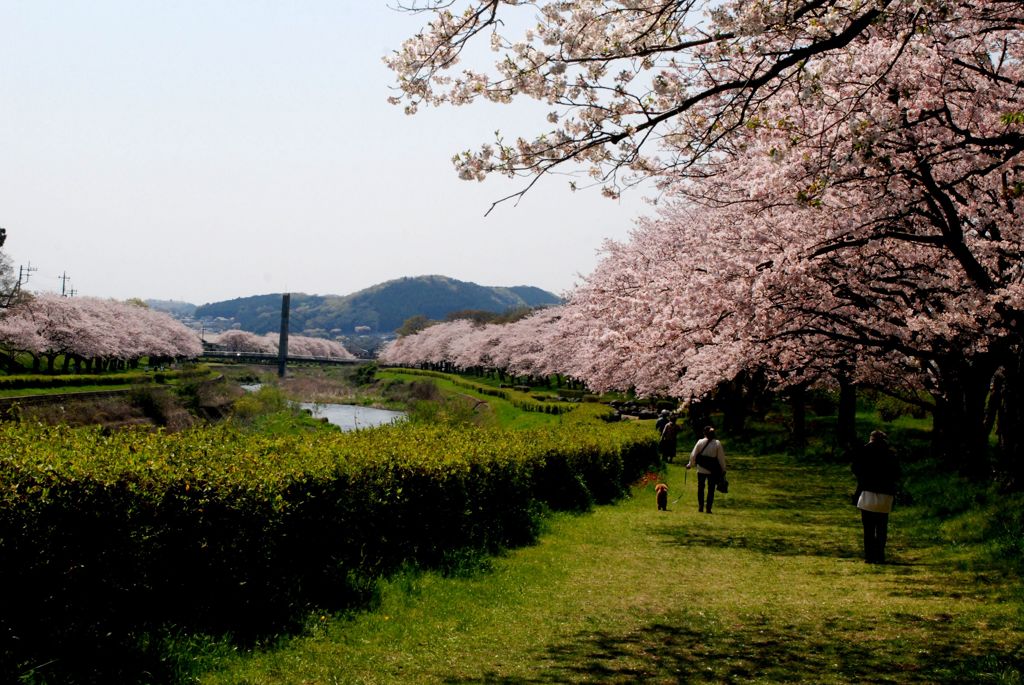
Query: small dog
655 483 669 511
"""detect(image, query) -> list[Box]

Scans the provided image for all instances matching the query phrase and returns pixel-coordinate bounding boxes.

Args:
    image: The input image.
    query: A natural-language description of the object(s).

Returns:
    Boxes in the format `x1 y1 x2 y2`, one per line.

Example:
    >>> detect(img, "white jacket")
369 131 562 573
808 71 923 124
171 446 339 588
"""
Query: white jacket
689 437 726 475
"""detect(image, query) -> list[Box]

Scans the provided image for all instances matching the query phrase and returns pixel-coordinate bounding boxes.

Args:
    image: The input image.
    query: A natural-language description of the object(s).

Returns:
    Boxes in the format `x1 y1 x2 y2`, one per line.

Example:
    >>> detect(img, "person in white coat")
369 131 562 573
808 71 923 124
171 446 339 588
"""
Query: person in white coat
686 426 727 513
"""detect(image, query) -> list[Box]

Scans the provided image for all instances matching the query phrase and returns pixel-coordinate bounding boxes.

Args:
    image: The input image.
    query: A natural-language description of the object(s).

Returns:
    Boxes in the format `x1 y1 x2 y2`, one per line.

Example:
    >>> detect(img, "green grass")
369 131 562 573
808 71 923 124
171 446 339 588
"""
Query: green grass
379 369 563 430
0 384 136 398
0 366 218 398
196 451 1024 684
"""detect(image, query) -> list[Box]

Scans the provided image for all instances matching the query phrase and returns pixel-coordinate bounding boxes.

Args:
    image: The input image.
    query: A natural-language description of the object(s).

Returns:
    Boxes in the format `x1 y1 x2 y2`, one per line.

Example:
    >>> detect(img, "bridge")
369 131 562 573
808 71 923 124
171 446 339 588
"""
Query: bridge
200 351 363 366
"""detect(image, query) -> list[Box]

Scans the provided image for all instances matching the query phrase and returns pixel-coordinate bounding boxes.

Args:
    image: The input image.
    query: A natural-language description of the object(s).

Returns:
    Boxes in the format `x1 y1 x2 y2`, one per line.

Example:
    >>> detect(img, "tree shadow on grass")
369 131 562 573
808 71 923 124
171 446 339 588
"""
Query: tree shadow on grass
443 611 1023 684
651 521 865 561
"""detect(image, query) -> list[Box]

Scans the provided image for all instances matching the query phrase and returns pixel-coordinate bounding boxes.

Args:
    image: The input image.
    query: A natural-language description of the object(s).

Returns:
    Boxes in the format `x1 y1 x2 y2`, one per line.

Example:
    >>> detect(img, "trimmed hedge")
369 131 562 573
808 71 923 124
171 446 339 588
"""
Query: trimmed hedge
0 366 210 391
385 367 575 414
0 405 656 682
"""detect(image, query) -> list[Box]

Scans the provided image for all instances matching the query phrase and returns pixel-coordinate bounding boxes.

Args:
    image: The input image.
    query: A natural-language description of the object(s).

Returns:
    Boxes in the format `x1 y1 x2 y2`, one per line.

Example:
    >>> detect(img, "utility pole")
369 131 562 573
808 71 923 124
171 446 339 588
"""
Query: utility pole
277 293 290 378
58 272 71 296
1 260 32 309
18 263 37 287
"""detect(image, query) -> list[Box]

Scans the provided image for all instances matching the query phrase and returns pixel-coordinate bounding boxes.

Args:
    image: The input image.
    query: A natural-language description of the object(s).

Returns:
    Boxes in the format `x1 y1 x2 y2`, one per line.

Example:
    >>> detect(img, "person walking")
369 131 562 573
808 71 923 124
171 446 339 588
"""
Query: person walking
687 426 727 513
655 410 671 435
659 416 680 463
852 430 901 564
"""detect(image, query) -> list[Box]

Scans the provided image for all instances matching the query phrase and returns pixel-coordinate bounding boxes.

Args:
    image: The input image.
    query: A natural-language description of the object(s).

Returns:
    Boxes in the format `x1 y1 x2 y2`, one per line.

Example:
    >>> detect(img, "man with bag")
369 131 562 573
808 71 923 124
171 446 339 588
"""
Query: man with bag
686 426 727 513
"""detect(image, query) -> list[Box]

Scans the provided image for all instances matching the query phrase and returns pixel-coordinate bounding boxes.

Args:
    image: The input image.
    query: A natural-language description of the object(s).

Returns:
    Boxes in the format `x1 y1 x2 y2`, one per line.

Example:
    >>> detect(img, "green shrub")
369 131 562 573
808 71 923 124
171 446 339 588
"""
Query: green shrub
0 410 657 682
876 394 928 421
353 362 378 386
0 366 210 391
231 385 291 421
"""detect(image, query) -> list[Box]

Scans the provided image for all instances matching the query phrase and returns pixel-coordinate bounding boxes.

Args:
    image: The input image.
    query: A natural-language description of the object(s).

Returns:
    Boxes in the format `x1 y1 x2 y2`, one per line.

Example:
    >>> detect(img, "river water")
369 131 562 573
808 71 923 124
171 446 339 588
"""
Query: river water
300 403 405 431
240 384 405 431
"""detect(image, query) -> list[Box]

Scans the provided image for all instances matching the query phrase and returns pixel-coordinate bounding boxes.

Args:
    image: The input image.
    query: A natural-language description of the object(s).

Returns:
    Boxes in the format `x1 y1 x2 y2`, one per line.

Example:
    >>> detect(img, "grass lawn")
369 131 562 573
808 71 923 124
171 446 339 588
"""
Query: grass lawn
197 449 1023 684
378 369 564 430
0 384 138 398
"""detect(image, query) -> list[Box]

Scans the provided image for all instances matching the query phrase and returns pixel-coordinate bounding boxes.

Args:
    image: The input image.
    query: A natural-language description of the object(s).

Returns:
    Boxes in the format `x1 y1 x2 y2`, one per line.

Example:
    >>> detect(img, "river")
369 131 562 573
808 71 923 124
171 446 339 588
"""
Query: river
300 403 405 431
240 384 405 431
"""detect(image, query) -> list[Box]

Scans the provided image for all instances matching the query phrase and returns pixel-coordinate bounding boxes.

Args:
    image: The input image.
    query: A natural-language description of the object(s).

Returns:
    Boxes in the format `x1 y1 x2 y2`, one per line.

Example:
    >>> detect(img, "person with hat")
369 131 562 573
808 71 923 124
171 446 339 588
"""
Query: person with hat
655 409 670 435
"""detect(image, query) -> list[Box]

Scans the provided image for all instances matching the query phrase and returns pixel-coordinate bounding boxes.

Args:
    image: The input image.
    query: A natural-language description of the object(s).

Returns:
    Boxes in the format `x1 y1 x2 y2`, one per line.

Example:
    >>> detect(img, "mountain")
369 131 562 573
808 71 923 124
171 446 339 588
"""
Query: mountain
193 275 562 336
146 300 197 318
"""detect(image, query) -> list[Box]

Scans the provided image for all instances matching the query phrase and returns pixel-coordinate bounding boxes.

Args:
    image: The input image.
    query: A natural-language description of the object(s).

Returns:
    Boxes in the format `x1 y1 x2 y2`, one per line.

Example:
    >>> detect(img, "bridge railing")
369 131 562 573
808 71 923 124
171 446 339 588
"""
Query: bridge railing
200 351 361 365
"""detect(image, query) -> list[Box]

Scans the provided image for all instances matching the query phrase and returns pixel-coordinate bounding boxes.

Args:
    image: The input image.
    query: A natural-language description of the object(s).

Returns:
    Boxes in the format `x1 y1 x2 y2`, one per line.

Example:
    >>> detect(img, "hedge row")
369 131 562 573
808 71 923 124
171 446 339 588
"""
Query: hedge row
0 405 657 682
0 366 210 391
385 367 575 414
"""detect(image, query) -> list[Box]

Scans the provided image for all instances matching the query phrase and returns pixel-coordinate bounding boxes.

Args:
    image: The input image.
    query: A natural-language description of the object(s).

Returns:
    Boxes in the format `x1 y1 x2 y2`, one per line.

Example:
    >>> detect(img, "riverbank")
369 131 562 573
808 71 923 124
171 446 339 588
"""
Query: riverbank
199 453 1024 684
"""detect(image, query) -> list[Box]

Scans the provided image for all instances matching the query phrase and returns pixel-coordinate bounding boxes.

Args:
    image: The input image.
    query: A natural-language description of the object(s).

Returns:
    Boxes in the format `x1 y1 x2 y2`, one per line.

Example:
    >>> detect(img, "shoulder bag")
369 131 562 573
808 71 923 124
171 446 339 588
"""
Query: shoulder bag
695 440 721 474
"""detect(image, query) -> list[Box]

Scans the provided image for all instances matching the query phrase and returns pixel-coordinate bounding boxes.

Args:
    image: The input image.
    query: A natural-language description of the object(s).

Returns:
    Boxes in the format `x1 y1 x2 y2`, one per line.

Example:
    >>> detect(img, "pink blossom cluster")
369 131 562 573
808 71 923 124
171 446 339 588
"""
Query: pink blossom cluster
0 293 202 367
388 1 1023 412
379 308 574 377
210 330 355 360
568 7 1022 400
386 1 980 199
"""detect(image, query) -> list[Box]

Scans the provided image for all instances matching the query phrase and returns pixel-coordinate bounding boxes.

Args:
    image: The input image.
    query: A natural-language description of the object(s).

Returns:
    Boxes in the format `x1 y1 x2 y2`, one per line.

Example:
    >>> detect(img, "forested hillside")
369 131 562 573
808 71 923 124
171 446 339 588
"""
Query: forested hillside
193 276 561 336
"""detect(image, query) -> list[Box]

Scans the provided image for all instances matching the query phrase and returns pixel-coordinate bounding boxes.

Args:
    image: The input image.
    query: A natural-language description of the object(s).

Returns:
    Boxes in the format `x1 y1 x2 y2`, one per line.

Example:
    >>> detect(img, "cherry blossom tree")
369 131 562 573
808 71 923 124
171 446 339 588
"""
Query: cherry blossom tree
390 0 1024 480
561 15 1023 472
0 294 202 372
286 335 357 359
0 297 46 371
210 330 355 359
387 1 1019 203
213 330 276 354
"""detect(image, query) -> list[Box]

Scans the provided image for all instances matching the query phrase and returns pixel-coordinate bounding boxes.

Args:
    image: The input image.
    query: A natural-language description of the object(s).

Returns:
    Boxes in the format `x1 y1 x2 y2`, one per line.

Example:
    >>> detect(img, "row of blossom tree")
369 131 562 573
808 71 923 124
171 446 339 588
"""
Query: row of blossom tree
387 0 1023 481
0 293 203 373
211 330 355 360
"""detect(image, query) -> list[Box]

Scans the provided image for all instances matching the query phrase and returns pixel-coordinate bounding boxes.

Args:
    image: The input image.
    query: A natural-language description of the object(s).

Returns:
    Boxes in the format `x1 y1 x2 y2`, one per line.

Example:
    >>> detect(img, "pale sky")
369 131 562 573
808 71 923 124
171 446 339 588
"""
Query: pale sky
1 1 651 305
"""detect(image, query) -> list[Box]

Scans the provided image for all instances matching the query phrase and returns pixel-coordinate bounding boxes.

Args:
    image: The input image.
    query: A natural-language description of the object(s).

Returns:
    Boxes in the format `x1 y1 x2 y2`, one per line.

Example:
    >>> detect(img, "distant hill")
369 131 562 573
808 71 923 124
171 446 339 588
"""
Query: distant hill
192 275 562 336
146 299 197 318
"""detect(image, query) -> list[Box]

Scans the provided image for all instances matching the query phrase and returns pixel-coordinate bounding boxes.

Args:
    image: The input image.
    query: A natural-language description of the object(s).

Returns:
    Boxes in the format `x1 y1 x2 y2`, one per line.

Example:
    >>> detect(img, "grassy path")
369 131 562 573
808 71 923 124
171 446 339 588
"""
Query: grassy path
200 452 1023 684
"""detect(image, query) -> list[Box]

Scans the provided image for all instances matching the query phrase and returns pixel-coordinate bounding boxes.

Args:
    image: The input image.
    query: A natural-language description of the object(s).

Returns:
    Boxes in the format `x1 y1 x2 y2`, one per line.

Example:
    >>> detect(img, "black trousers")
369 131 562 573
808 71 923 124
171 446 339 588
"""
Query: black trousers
697 472 719 512
860 509 889 562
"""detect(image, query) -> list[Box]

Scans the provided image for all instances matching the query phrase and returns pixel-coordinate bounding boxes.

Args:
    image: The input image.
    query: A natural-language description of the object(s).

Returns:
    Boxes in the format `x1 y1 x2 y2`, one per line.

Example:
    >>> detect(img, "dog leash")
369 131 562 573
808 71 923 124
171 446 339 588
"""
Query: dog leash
670 467 687 504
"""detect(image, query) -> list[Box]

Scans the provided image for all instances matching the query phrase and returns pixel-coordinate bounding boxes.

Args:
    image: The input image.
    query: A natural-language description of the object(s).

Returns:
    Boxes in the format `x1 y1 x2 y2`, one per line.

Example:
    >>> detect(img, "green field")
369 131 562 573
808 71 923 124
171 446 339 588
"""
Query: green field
199 450 1024 684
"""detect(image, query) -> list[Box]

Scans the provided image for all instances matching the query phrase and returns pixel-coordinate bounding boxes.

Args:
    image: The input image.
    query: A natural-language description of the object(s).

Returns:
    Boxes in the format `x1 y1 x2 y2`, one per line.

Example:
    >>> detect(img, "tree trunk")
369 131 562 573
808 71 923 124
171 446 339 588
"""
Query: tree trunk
717 376 748 436
688 400 711 436
996 345 1024 489
837 374 857 453
790 384 807 455
932 354 996 480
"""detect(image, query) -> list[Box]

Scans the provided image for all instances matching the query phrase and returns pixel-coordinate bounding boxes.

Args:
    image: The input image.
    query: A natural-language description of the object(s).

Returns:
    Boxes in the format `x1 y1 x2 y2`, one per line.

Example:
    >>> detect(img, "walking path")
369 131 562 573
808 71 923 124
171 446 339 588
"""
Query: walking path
202 453 1023 684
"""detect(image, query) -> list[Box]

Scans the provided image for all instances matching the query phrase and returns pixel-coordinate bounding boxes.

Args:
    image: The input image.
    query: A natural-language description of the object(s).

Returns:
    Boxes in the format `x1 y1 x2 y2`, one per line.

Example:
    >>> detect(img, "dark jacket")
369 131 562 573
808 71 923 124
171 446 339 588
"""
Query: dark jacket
852 439 901 495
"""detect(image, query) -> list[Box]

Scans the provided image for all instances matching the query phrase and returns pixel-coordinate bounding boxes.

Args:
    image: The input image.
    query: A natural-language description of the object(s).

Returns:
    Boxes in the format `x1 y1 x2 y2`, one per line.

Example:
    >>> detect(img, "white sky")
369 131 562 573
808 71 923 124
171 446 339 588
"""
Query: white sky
0 1 651 305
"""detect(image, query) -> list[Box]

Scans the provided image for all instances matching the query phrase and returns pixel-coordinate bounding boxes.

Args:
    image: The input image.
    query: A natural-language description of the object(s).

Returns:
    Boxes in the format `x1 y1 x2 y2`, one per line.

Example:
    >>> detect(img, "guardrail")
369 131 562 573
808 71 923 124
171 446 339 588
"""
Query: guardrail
200 351 362 366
